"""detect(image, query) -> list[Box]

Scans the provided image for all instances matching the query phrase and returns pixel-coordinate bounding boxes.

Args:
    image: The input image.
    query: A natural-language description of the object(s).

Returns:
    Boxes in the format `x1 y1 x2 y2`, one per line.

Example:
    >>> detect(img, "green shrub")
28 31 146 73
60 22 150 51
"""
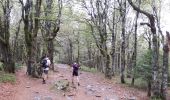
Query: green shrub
0 62 3 71
126 77 147 89
15 63 23 70
0 72 16 83
80 65 97 73
135 50 152 82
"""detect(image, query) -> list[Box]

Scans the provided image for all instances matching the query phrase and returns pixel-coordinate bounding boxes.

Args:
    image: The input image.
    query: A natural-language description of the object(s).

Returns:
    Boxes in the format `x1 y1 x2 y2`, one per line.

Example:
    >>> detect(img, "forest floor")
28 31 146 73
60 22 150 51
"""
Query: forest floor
0 64 169 100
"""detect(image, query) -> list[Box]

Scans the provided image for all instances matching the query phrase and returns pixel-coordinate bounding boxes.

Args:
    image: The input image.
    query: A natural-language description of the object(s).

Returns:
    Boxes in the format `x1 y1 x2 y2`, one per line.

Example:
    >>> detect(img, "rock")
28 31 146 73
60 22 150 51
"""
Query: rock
104 96 119 100
55 79 69 91
59 75 64 77
35 91 39 94
101 88 105 91
85 85 97 95
33 96 41 100
104 96 109 100
66 96 72 100
95 95 101 97
67 93 75 97
128 97 136 100
86 85 92 89
63 93 66 96
26 86 31 88
43 96 53 100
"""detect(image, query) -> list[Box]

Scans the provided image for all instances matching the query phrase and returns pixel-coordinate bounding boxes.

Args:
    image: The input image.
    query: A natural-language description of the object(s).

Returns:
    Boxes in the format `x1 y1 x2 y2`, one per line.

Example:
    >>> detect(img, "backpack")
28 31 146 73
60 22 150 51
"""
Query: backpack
42 59 47 68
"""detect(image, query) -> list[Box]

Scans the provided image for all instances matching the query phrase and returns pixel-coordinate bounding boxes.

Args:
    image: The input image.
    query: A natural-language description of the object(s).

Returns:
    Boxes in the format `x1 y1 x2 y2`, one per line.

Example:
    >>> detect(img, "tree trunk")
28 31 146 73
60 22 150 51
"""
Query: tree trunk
161 32 170 100
28 38 38 77
0 0 15 73
131 0 141 86
105 54 111 79
47 40 54 70
44 0 62 70
1 44 15 73
45 0 54 70
111 8 116 76
20 0 42 77
84 0 111 79
148 80 152 97
119 0 126 84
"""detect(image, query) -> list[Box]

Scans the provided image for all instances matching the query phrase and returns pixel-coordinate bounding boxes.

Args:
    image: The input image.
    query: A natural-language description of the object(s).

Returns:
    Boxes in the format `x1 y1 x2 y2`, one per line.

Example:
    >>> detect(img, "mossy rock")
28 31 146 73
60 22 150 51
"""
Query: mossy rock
54 79 69 91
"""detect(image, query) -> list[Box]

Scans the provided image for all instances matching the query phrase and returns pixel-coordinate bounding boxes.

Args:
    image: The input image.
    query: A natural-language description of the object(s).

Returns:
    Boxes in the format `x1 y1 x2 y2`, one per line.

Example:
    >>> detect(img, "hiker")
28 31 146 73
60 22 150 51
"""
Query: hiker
72 62 80 86
41 56 51 84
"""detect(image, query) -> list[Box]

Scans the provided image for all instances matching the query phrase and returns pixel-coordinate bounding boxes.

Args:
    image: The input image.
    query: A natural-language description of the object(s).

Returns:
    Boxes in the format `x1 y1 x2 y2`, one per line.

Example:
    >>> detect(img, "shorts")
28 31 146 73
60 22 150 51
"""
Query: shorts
43 70 48 74
72 70 78 76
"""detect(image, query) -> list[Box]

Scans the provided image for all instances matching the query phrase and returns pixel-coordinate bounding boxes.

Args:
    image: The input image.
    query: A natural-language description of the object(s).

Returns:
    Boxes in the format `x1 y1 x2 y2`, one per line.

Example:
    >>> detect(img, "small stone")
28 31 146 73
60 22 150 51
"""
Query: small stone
35 91 39 94
66 96 72 100
26 86 31 88
44 96 53 100
101 88 105 91
67 93 75 97
6 91 10 94
128 97 136 100
95 95 101 97
33 96 41 100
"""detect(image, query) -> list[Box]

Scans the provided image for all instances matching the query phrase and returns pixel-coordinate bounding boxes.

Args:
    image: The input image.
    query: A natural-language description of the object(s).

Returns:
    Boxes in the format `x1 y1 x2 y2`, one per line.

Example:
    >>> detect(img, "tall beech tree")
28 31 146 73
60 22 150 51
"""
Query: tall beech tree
131 0 141 86
42 0 62 70
19 0 42 77
83 0 112 79
118 0 126 83
127 0 161 98
161 31 170 100
0 0 15 73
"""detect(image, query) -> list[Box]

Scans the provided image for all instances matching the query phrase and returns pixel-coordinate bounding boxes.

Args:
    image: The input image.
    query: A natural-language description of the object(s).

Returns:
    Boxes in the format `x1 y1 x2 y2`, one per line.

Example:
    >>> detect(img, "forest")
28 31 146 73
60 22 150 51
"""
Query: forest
0 0 170 100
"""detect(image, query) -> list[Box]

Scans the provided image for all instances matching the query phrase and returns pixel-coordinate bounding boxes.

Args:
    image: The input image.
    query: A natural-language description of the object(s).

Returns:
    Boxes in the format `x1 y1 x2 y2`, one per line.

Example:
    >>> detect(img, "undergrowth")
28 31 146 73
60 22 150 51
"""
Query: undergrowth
80 65 97 73
0 72 16 83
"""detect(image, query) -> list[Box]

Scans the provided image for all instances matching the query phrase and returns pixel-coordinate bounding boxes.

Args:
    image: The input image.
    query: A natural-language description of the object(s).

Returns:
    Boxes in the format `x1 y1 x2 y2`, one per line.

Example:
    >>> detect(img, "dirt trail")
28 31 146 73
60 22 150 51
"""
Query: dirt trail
2 64 149 100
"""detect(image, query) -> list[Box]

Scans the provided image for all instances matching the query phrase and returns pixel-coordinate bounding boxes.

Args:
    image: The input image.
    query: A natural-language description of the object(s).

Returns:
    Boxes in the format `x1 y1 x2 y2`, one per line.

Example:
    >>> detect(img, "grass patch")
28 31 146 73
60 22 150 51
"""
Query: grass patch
0 72 16 83
80 65 97 73
0 62 3 71
125 77 147 90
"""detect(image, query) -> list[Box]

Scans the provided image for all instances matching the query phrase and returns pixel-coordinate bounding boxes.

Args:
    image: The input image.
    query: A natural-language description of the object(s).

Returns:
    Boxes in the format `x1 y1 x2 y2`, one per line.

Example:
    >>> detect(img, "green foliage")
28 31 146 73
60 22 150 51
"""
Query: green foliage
151 96 162 100
0 62 3 71
135 50 152 81
15 63 23 70
126 77 147 89
80 65 97 73
0 72 16 83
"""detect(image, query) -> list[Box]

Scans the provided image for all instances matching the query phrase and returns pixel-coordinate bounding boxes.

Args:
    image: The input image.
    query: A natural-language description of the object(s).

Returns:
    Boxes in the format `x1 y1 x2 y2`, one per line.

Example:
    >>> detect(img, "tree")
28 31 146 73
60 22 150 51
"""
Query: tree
161 31 170 100
128 0 160 98
42 0 62 70
19 0 42 77
131 0 141 86
118 0 126 83
107 1 118 76
82 0 112 79
0 0 15 73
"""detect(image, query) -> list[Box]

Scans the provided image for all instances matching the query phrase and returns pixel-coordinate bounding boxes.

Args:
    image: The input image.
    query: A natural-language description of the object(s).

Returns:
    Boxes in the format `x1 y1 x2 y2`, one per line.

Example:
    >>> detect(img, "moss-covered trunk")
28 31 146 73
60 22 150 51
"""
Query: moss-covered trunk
0 0 15 73
21 0 42 77
1 43 15 73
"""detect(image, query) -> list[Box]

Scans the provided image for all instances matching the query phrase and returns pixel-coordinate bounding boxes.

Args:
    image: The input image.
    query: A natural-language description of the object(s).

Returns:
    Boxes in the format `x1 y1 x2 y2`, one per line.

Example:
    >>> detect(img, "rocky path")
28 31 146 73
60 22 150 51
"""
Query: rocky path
1 64 149 100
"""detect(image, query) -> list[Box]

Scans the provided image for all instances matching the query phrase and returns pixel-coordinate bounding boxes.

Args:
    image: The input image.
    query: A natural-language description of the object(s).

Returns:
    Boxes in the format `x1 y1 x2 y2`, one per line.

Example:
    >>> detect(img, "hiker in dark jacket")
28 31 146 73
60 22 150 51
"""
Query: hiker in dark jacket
72 62 80 86
41 56 51 84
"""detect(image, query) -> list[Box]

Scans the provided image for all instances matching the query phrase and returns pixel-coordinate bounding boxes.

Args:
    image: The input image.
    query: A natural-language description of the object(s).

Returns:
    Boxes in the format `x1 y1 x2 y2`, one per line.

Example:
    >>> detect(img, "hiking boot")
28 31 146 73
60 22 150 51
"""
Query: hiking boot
42 80 46 84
